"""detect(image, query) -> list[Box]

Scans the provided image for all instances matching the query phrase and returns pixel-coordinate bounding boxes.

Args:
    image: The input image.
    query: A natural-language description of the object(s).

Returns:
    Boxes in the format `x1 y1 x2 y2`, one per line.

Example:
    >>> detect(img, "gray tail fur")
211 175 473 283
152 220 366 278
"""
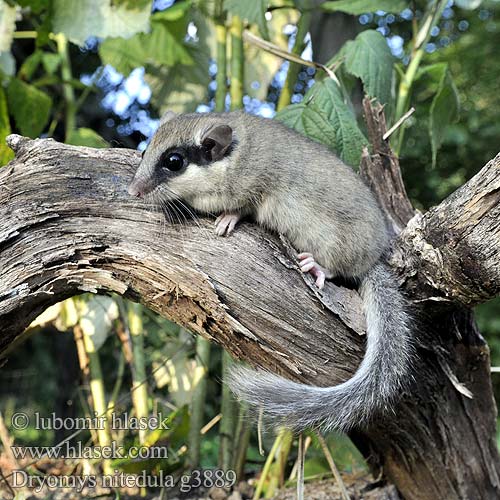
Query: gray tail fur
226 262 413 433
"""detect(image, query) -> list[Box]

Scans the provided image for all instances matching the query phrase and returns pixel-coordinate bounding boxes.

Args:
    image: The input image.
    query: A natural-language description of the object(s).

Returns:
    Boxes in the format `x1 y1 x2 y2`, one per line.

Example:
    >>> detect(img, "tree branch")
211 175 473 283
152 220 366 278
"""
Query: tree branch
1 132 500 499
391 152 500 306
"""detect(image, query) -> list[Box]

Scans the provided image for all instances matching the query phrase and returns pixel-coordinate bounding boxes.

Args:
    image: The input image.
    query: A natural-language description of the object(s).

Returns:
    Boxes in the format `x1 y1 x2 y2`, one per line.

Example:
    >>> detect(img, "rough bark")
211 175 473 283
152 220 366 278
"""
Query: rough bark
0 116 499 499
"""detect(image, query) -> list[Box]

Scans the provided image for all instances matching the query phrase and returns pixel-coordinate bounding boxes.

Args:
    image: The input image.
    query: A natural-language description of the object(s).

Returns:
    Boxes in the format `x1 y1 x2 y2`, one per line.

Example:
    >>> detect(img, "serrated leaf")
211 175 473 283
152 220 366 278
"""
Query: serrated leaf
0 1 18 52
322 0 408 15
6 78 52 138
306 79 368 166
275 103 307 134
99 9 193 76
302 105 338 148
67 128 109 148
52 0 153 46
0 86 13 165
343 30 393 105
275 101 341 155
277 80 368 166
429 66 459 166
224 0 269 39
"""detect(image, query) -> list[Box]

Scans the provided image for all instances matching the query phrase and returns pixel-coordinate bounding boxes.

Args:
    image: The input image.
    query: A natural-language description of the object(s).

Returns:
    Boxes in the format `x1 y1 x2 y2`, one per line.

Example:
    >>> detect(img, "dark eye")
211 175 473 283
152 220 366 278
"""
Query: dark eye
162 152 185 172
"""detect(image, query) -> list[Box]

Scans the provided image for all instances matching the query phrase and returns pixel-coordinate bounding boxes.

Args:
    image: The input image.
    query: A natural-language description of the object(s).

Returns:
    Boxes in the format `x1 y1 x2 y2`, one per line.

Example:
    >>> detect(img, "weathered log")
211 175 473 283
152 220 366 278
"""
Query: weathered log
1 129 499 499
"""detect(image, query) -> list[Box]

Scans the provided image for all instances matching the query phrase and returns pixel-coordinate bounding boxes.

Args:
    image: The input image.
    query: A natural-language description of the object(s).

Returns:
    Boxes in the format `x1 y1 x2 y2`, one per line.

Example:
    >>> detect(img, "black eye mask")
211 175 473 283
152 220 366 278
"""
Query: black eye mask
153 124 236 175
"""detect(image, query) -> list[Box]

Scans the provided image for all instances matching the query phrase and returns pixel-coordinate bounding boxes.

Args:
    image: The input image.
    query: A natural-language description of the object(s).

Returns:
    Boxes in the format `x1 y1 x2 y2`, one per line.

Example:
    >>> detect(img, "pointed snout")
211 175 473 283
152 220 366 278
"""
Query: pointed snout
128 179 144 198
128 177 154 198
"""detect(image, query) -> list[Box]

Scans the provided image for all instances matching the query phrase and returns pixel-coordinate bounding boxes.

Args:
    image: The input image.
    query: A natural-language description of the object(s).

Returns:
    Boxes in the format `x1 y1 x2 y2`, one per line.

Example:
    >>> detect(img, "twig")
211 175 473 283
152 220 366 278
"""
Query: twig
201 413 222 434
316 433 350 500
289 435 312 480
383 107 415 141
0 468 15 498
296 433 305 500
177 413 222 456
258 407 265 456
243 30 341 85
253 429 286 500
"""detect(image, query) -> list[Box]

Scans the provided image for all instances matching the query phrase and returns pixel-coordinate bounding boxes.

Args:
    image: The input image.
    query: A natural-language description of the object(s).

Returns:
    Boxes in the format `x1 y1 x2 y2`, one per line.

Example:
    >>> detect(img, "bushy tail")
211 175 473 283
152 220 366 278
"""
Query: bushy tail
226 262 413 433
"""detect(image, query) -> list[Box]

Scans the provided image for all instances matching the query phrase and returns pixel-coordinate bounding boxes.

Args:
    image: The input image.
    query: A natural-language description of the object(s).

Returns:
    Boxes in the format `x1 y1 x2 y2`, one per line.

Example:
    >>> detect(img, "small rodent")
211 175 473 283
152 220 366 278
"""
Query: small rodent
128 110 412 432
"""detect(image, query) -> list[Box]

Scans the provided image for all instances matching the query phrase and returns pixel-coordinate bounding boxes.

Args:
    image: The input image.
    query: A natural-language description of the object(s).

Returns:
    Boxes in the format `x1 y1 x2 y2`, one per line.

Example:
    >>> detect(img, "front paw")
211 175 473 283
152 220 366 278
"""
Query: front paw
215 212 241 236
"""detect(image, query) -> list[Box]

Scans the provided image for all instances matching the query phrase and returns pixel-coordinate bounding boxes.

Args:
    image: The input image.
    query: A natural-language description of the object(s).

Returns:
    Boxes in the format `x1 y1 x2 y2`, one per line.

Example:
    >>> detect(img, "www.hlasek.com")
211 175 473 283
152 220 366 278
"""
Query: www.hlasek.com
12 469 237 494
10 440 168 460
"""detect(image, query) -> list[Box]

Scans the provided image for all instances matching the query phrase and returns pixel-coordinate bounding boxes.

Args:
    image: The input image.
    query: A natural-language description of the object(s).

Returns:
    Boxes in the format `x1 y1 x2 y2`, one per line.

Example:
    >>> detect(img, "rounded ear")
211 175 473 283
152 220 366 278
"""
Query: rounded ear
201 124 233 161
159 110 177 126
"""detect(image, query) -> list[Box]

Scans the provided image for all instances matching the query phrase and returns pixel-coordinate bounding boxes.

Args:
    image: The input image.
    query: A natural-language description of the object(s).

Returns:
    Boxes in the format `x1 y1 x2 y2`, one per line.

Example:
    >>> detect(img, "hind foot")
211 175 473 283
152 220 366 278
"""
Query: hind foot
215 212 241 236
298 253 332 289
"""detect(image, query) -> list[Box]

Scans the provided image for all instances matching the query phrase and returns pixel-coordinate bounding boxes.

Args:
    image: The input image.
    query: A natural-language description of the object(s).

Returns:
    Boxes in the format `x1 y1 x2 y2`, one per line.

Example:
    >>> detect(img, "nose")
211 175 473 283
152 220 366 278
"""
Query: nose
128 179 144 198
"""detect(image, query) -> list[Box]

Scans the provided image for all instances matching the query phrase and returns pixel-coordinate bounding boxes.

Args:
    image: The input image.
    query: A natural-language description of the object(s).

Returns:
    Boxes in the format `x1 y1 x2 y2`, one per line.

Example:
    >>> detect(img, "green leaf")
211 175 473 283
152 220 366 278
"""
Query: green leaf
302 105 338 148
322 0 408 15
343 30 394 105
275 102 339 151
41 53 61 75
455 0 483 9
306 79 369 166
77 295 118 351
18 51 42 80
244 7 299 100
67 128 109 148
0 86 13 165
429 66 459 166
153 0 191 20
274 103 307 134
6 78 52 138
52 0 153 46
110 0 151 9
276 79 368 166
99 8 193 76
224 0 269 39
0 1 18 52
0 51 15 77
145 45 209 114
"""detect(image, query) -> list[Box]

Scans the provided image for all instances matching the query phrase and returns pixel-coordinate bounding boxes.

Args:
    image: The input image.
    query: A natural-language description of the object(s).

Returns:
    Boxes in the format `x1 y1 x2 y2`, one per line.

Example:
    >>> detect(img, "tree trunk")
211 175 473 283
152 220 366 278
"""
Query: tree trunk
1 101 499 498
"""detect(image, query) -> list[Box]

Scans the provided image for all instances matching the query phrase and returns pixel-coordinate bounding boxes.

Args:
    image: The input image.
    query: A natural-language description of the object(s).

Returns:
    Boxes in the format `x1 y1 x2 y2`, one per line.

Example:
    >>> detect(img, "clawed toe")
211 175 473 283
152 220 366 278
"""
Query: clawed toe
297 252 327 290
214 212 240 236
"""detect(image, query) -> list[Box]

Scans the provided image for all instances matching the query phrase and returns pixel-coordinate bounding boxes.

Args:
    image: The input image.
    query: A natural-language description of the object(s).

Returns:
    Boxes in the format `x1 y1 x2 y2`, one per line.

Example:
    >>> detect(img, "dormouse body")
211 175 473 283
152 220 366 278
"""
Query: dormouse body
129 111 412 432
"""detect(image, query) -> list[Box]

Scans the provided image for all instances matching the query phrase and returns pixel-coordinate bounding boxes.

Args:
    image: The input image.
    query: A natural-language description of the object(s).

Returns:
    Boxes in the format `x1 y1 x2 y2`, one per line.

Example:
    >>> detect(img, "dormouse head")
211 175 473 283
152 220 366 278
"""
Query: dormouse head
128 111 234 200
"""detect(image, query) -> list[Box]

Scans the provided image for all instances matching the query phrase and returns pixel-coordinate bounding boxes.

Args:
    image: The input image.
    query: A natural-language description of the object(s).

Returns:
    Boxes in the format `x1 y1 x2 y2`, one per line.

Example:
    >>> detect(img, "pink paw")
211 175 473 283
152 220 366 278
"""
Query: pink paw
215 212 241 236
298 252 327 289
